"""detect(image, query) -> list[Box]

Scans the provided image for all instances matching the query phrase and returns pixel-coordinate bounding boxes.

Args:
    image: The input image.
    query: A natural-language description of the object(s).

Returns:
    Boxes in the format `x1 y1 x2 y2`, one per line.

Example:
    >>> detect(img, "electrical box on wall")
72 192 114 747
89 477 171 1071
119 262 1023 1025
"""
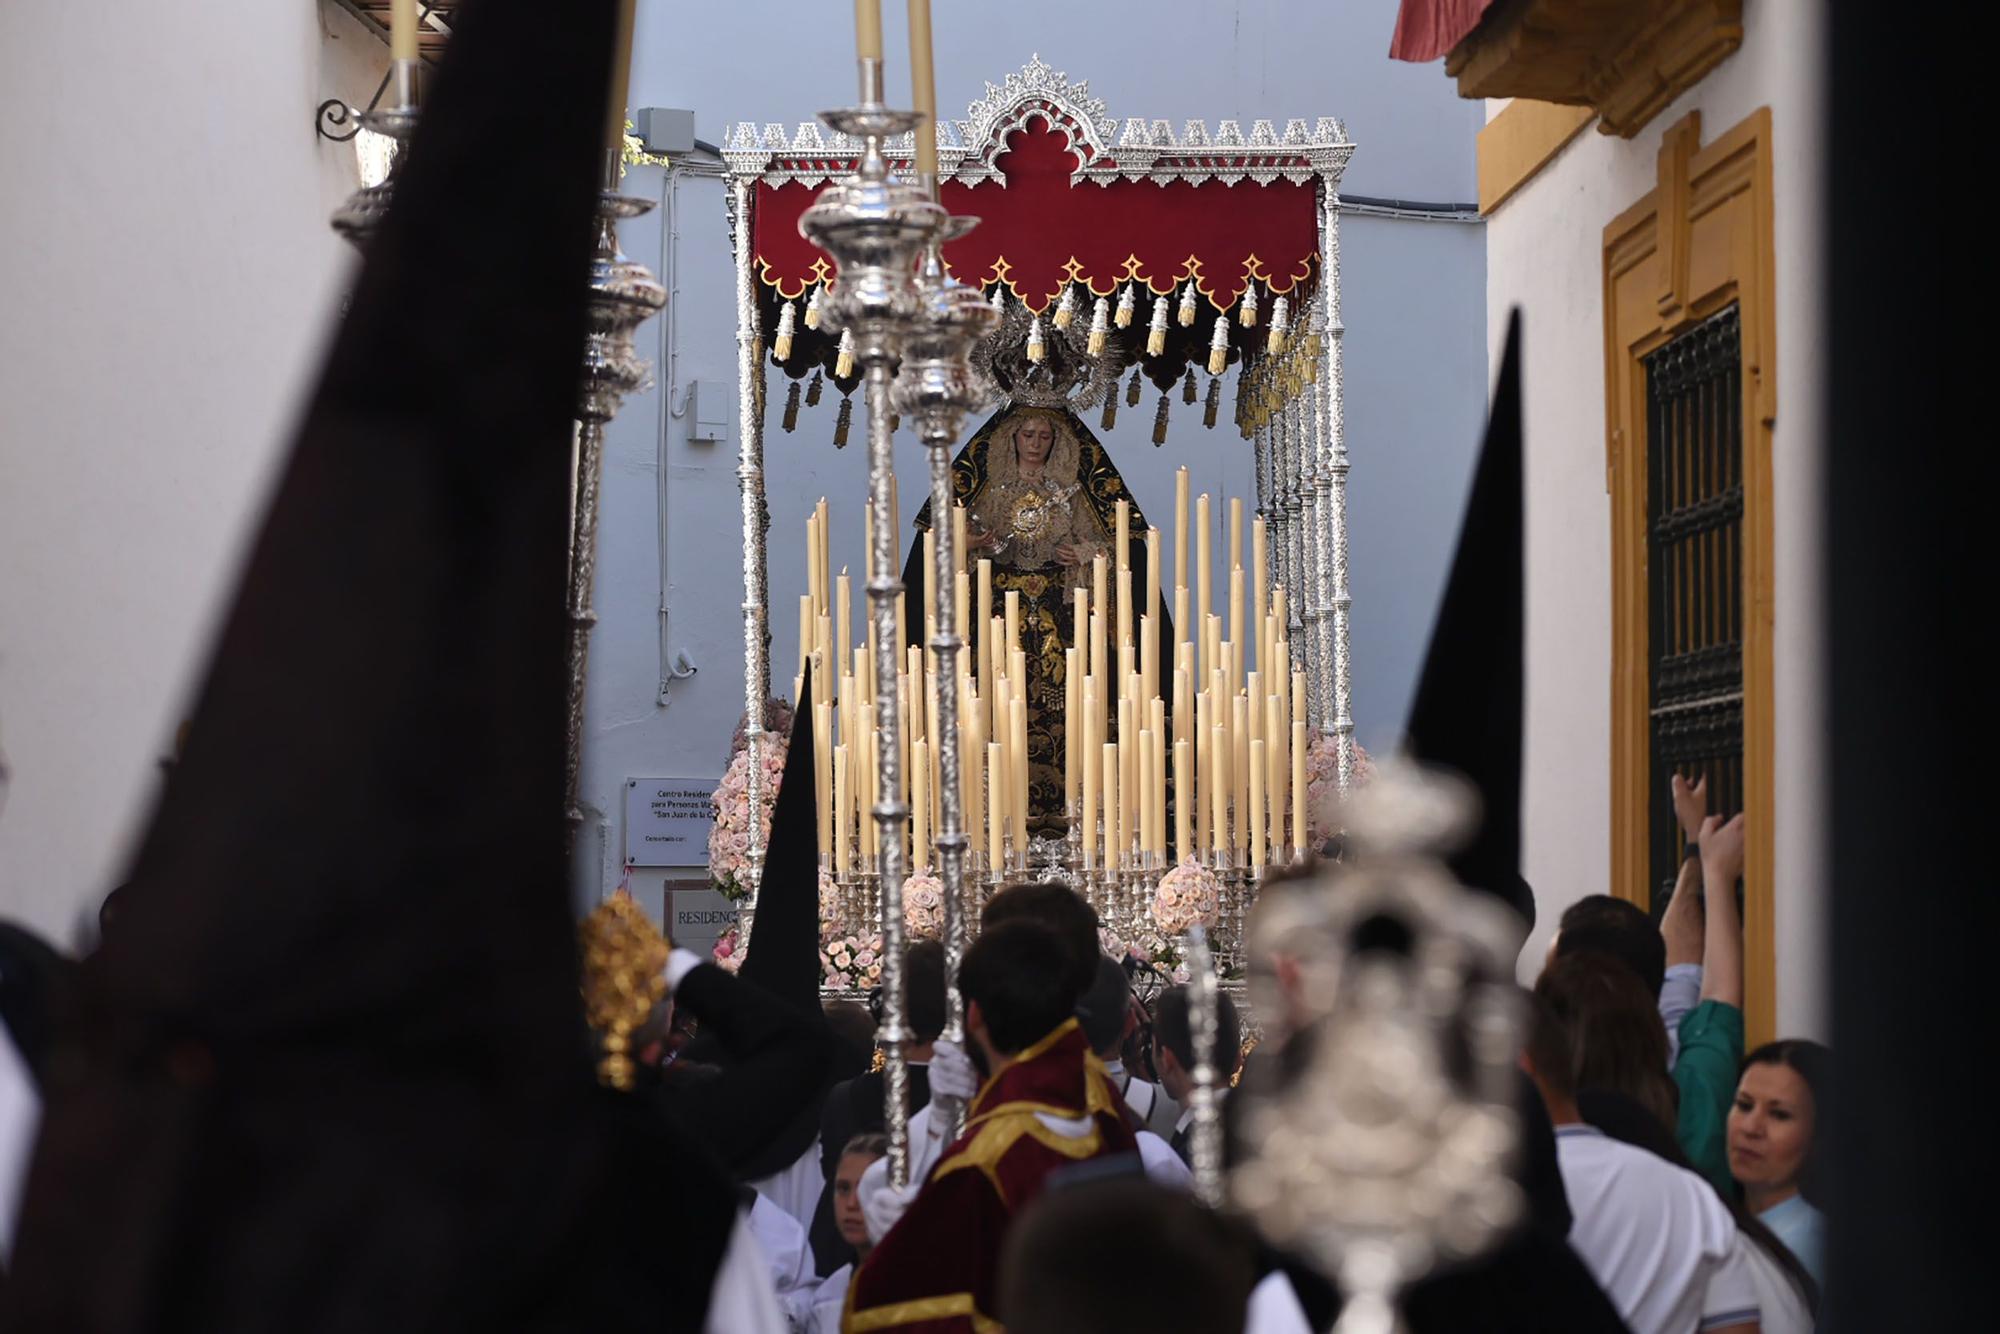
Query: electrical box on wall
687 379 728 444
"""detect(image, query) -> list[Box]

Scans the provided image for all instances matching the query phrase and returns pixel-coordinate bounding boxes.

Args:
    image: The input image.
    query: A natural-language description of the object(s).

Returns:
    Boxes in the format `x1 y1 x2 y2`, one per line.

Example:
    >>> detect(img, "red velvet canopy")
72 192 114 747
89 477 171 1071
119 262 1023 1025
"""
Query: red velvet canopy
751 117 1319 314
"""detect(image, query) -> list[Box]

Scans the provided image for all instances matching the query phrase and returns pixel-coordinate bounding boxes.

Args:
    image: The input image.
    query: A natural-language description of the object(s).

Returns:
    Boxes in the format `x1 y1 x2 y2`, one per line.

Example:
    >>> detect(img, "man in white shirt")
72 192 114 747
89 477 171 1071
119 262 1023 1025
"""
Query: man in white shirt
1152 985 1240 1167
1080 956 1180 1137
1524 990 1760 1334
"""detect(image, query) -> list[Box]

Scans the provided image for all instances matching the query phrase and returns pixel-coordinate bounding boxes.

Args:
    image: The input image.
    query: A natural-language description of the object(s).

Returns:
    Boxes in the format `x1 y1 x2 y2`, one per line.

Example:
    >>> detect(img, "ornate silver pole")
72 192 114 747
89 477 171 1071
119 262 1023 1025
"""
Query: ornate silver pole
1316 183 1355 791
1301 308 1328 734
800 58 945 1188
567 150 668 823
330 58 420 248
730 176 771 938
1184 925 1226 1206
1284 380 1310 671
895 215 997 1146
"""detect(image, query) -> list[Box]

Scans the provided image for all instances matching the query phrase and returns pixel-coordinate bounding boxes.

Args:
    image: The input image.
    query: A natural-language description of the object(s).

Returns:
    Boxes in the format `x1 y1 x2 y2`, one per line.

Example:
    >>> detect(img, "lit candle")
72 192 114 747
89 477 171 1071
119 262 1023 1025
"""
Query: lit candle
1292 720 1309 853
806 513 821 612
392 0 420 63
1249 739 1267 872
854 0 884 62
1229 497 1243 572
1174 738 1192 863
907 0 938 176
1073 588 1088 663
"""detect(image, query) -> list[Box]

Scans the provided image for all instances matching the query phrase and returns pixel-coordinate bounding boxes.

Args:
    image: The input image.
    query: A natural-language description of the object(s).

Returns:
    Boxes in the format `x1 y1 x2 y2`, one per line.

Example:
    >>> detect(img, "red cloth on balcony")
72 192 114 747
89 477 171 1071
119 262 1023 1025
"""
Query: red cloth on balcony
1389 0 1503 62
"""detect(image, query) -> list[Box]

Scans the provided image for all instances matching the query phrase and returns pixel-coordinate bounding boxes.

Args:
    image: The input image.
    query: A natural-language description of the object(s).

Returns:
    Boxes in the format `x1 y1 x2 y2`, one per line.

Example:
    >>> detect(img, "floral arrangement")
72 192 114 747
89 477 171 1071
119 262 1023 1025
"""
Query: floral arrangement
1151 859 1222 935
1099 924 1190 986
710 923 745 974
1305 737 1374 846
902 871 945 941
819 924 884 992
707 732 790 903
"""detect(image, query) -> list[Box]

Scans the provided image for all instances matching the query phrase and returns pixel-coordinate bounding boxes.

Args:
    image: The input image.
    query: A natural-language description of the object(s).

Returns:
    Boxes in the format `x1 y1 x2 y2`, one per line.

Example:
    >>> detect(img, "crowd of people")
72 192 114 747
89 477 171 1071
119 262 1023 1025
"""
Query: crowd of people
0 781 1831 1332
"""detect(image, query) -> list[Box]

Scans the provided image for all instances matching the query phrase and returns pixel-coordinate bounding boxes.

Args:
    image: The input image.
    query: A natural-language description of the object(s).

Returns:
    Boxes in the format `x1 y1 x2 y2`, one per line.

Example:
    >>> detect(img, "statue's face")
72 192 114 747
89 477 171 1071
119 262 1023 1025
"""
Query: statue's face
1014 416 1055 467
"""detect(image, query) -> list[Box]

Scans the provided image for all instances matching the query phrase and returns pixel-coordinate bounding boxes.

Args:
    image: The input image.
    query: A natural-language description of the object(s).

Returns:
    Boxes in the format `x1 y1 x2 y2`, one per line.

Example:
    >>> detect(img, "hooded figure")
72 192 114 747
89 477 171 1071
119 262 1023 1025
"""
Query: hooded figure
0 3 770 1329
1403 309 1535 927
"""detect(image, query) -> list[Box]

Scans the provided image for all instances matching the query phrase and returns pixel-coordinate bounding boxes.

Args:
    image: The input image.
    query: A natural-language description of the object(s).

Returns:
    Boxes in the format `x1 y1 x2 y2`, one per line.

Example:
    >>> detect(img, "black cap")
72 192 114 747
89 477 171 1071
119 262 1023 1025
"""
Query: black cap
1403 309 1534 926
739 660 824 1016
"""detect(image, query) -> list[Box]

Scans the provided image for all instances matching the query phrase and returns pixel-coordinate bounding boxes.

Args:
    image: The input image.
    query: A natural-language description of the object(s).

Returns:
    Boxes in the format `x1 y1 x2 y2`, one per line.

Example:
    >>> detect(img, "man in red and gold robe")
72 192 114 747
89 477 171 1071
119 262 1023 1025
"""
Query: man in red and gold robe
843 920 1137 1332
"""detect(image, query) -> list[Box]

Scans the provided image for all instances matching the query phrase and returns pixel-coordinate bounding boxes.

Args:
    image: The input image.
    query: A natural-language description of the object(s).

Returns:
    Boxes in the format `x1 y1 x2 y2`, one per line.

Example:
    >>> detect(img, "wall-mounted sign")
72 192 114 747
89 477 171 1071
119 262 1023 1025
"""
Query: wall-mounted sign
623 776 716 868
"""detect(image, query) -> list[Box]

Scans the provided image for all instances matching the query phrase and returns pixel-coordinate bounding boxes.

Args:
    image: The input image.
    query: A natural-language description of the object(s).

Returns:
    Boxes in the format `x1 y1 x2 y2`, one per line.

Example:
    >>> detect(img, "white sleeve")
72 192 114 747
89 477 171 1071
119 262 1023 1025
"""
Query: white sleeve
1700 1232 1763 1331
745 1195 820 1325
1 1029 41 1262
704 1212 791 1334
1136 1130 1194 1190
1244 1271 1316 1334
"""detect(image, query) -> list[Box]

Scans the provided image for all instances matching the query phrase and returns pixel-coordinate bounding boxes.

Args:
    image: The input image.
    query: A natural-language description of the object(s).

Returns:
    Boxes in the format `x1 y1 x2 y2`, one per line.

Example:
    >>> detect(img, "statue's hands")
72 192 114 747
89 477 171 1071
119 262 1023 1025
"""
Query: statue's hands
1055 542 1091 567
966 526 1002 552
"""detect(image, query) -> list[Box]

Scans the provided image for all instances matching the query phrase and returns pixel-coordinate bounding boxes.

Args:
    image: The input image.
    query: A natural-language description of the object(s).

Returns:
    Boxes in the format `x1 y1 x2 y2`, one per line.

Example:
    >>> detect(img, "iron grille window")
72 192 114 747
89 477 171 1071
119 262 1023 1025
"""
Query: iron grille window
1644 305 1744 908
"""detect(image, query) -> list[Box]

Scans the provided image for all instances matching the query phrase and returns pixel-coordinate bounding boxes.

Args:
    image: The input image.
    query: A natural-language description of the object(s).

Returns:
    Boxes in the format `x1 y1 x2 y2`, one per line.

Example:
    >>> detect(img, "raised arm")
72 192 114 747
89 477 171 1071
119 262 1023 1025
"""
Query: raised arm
1696 813 1746 1007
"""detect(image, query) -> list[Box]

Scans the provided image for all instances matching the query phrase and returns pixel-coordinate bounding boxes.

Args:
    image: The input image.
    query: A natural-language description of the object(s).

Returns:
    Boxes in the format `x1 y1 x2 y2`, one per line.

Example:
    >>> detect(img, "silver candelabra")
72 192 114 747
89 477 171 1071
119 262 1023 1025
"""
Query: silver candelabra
566 149 667 825
798 55 948 1189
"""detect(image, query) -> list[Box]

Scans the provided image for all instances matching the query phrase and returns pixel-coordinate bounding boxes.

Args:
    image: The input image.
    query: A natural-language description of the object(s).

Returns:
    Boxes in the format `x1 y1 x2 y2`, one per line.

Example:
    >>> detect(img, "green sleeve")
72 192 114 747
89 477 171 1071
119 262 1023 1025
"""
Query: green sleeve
1673 999 1744 1195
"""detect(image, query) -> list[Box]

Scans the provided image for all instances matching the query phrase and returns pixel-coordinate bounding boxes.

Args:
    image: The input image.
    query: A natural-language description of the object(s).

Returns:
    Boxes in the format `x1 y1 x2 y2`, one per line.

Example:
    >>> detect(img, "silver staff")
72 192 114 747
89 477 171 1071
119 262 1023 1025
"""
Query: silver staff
1315 183 1356 792
894 213 997 1145
799 55 945 1188
1184 924 1226 1206
567 149 666 824
728 176 770 940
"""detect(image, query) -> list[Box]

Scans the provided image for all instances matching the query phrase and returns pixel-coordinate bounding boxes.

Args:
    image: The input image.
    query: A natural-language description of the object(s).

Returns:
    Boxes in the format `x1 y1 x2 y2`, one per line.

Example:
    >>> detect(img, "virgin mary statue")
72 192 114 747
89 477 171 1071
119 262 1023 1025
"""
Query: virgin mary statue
904 400 1171 835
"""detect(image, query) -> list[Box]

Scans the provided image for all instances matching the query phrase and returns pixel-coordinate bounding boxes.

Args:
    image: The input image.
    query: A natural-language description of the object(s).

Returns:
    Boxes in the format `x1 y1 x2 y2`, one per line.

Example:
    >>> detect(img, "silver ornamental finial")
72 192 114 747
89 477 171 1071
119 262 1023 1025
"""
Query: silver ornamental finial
1231 759 1528 1334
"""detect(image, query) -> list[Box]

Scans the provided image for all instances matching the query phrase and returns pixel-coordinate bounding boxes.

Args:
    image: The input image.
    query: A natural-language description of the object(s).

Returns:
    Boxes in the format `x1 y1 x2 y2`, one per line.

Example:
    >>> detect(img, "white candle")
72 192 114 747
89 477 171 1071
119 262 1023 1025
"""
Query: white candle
1292 720 1309 852
392 0 421 63
1174 468 1190 593
912 740 929 870
1196 494 1212 678
1102 743 1120 867
1174 738 1192 863
988 742 1005 867
835 744 852 873
1249 739 1267 872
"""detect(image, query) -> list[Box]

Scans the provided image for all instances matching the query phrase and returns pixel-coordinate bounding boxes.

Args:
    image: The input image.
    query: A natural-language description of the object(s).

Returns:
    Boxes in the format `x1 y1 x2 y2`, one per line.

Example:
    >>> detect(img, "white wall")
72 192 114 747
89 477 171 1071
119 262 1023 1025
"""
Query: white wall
1488 0 1825 1036
0 2 386 941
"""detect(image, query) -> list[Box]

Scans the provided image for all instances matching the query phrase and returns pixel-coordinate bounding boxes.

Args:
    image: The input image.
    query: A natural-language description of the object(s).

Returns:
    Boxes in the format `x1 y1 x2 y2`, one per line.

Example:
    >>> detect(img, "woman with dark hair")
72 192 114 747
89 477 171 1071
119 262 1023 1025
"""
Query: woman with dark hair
1535 951 1680 1133
1729 1039 1829 1288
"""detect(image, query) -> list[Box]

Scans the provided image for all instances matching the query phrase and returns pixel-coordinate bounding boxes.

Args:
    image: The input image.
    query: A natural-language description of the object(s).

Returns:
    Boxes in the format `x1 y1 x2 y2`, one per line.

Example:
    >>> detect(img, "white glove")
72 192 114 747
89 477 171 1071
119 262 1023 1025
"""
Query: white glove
858 1152 923 1246
929 1039 979 1103
664 947 704 992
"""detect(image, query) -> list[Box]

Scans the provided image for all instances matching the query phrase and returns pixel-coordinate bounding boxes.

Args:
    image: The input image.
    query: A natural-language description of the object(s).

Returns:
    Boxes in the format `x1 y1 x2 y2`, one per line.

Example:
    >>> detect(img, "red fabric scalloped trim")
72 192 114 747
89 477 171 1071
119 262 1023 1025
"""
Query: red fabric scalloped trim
753 117 1318 314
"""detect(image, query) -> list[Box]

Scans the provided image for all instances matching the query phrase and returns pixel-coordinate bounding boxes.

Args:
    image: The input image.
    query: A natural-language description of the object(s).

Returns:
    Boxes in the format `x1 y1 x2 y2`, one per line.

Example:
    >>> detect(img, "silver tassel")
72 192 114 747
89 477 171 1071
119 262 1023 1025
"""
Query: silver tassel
1153 392 1170 446
833 394 853 448
1087 295 1110 355
805 369 824 406
1240 281 1259 328
1178 280 1197 327
782 378 801 432
1182 367 1198 405
1127 368 1143 407
1053 284 1076 331
1204 376 1221 429
1115 280 1137 329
